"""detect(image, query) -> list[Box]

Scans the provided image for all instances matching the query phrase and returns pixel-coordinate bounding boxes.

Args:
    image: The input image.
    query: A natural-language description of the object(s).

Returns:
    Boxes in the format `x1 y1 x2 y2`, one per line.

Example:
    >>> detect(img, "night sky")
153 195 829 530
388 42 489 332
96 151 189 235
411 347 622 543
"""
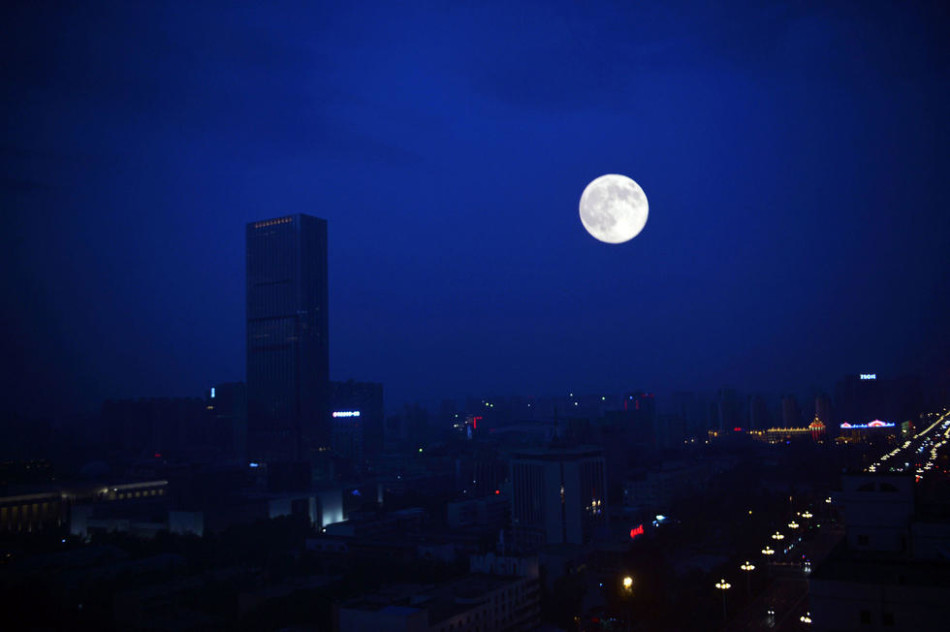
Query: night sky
3 1 949 417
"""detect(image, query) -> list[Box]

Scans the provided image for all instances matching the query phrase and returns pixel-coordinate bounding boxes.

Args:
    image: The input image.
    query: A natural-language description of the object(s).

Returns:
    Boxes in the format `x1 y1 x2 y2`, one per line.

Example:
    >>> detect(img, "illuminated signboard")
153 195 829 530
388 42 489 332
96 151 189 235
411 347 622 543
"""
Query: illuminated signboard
210 387 215 399
629 524 645 540
860 374 877 380
332 411 361 418
840 420 895 429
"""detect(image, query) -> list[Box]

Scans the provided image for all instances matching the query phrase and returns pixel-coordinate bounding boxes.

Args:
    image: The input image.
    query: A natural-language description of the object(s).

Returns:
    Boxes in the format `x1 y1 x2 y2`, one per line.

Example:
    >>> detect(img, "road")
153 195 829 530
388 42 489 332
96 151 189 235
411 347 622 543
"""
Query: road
866 409 950 480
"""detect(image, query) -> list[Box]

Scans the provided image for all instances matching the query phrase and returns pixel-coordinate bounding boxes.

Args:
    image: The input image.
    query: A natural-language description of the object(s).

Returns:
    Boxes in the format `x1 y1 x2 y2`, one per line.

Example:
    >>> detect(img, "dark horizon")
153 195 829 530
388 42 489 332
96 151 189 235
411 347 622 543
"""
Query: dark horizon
3 1 949 419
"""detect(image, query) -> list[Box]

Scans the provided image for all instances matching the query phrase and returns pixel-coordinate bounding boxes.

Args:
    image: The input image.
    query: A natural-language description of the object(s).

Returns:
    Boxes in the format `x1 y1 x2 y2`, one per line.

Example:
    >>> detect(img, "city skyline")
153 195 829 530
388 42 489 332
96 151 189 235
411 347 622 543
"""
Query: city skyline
3 1 949 418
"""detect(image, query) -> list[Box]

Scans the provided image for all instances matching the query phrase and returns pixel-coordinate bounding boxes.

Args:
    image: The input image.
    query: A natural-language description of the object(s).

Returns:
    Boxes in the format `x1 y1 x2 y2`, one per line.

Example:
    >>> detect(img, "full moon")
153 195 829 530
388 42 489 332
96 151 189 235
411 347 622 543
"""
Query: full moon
579 174 649 244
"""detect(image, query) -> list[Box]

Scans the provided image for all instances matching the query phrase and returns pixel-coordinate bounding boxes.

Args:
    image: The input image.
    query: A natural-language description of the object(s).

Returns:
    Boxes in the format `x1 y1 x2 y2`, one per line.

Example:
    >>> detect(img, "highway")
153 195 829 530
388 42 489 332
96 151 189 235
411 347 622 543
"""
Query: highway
865 409 950 480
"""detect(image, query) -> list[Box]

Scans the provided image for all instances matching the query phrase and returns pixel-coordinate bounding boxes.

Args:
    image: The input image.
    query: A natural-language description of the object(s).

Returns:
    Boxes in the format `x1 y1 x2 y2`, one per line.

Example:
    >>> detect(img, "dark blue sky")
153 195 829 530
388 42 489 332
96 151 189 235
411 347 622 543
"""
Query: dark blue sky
3 1 949 416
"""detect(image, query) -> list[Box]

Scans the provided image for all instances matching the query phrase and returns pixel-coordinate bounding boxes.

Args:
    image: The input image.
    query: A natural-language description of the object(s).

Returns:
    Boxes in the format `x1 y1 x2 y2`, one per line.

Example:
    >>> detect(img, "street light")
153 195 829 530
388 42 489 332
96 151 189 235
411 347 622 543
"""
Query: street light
771 531 785 541
621 576 634 632
762 546 775 577
740 561 755 596
714 579 731 621
788 520 799 530
801 511 813 519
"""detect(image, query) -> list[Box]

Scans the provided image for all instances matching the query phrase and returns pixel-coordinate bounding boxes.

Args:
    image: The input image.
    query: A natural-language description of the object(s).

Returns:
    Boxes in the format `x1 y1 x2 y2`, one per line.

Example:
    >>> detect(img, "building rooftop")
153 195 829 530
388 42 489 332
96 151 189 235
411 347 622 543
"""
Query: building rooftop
512 445 603 460
813 542 950 586
341 573 531 624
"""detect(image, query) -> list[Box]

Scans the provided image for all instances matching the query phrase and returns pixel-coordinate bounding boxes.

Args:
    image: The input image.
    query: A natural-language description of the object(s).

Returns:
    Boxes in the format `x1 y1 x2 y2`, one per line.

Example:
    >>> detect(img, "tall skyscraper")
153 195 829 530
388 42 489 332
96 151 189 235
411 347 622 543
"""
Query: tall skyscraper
246 214 329 463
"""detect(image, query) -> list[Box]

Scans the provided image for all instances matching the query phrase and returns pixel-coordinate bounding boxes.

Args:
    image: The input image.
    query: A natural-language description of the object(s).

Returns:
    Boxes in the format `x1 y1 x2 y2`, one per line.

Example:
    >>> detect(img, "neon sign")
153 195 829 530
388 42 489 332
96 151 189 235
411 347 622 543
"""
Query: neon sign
840 420 895 429
860 374 877 380
332 411 360 418
629 524 644 540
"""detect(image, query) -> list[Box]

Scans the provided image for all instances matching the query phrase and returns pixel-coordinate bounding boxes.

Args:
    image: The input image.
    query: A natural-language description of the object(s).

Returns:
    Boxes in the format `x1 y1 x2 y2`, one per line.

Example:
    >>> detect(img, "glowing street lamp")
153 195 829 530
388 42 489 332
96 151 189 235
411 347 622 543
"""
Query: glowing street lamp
762 546 775 577
740 561 755 596
771 532 785 542
621 576 634 632
788 520 799 530
801 511 813 519
714 579 731 620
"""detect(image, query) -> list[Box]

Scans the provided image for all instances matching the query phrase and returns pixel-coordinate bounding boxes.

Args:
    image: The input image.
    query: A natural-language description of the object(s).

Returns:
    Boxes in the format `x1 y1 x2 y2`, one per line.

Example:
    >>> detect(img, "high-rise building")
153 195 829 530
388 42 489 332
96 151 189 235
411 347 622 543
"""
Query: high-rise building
782 394 802 428
671 390 708 437
510 446 607 549
246 214 329 463
834 374 884 426
330 380 384 463
748 394 771 431
623 391 657 447
715 387 742 432
815 393 833 426
207 382 247 463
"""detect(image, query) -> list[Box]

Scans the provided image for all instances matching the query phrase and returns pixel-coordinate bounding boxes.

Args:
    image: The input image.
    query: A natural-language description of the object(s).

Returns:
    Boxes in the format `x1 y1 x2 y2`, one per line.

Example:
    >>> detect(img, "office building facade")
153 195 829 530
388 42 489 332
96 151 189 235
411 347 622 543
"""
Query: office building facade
330 380 385 462
246 214 329 462
510 446 607 548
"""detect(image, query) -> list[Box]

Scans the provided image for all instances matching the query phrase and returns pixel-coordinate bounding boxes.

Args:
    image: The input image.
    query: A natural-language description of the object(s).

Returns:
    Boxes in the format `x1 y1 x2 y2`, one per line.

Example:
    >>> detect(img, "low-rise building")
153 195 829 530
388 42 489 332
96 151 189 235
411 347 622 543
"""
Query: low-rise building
337 573 540 632
809 474 950 630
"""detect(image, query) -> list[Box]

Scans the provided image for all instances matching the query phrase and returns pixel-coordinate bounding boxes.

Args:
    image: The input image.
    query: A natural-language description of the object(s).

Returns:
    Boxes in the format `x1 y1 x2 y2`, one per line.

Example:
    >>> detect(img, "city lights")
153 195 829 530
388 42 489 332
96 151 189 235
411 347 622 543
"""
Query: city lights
714 579 731 620
740 561 755 595
3 4 947 631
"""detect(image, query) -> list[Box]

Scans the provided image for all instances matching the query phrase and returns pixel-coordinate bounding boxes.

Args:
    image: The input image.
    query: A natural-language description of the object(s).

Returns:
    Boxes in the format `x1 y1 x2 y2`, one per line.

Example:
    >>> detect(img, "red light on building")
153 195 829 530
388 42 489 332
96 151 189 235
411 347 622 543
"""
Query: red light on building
629 524 644 540
473 416 482 430
733 427 743 432
495 489 500 495
154 452 162 458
